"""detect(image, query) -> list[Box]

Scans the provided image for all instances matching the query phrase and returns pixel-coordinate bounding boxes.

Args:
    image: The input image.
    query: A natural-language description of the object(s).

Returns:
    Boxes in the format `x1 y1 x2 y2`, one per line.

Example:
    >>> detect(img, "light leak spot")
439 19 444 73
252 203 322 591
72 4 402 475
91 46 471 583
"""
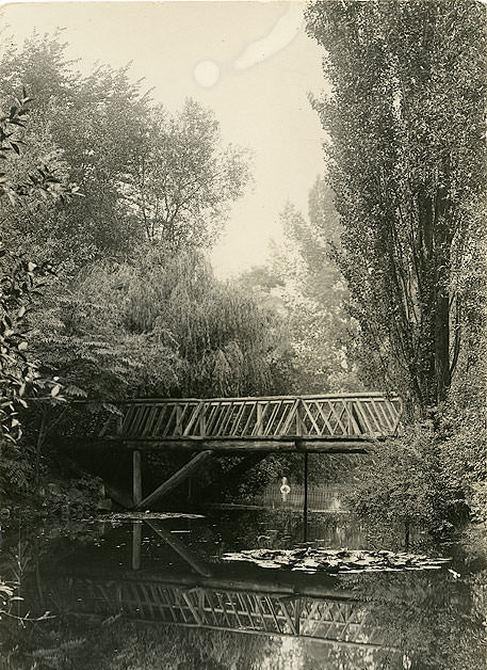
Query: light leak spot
193 5 303 88
193 60 220 88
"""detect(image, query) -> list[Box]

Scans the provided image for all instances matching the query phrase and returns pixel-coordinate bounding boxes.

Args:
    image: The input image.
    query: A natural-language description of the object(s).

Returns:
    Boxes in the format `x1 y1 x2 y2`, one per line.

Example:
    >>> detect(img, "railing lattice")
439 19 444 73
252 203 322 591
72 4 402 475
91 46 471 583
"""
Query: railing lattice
108 393 402 441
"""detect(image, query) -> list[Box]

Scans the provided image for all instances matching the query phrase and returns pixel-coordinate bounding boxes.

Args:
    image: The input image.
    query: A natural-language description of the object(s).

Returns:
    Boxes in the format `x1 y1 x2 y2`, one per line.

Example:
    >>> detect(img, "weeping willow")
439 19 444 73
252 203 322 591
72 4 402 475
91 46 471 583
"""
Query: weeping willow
125 247 295 397
38 246 295 399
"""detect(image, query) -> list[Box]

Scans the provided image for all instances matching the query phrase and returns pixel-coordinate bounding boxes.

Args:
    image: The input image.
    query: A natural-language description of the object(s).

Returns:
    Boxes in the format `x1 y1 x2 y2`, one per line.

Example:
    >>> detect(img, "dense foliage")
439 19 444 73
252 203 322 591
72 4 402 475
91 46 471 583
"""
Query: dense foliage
0 92 66 440
306 0 486 411
34 248 293 400
240 178 359 394
270 178 359 393
0 35 278 409
0 89 79 503
306 0 487 526
0 34 250 271
0 34 295 511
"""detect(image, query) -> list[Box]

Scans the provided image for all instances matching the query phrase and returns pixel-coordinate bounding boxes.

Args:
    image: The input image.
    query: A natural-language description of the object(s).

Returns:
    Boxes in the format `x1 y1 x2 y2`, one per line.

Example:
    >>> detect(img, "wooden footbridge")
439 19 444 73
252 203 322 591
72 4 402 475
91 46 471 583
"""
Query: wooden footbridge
65 392 402 510
100 392 402 450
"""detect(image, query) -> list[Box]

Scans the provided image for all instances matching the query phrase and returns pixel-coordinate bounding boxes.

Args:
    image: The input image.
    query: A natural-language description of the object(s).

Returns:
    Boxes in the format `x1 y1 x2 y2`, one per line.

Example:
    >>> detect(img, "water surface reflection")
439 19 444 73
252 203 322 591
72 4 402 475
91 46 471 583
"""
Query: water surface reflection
0 510 485 669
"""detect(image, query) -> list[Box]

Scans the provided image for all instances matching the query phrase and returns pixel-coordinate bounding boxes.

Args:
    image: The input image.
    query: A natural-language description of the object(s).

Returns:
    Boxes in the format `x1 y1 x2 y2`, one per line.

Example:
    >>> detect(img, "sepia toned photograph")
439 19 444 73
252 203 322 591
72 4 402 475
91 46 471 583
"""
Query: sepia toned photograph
0 1 485 668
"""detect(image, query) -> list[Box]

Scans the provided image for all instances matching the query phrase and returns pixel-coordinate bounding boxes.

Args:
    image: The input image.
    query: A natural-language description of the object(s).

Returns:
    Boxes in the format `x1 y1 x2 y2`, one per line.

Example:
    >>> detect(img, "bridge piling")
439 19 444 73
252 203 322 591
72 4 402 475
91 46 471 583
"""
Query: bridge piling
131 521 141 571
303 451 309 542
132 450 142 507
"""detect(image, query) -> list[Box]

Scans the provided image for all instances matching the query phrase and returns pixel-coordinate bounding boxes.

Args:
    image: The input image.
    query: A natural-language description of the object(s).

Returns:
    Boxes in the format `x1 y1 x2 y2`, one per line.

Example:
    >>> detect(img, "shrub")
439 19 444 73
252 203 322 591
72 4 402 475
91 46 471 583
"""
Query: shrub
349 422 464 531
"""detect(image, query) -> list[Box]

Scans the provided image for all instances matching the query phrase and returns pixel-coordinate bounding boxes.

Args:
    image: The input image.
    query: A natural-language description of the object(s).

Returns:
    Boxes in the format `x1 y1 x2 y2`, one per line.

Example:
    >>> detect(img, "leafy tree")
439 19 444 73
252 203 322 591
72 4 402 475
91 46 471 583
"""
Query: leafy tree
0 90 76 500
306 0 487 413
254 178 359 394
281 177 343 309
33 248 294 401
121 98 251 250
349 422 458 530
0 34 250 270
0 91 68 441
0 35 267 509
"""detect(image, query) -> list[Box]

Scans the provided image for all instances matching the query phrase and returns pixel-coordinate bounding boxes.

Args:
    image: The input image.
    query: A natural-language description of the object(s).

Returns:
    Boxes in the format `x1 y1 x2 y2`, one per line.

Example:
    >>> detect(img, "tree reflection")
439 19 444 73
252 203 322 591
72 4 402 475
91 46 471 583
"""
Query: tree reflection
339 570 487 670
0 518 486 670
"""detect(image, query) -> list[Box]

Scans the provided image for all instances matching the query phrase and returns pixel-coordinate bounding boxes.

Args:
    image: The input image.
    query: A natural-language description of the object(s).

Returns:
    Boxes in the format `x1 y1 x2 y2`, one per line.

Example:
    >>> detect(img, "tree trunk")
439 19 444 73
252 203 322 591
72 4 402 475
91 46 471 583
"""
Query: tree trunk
435 289 451 404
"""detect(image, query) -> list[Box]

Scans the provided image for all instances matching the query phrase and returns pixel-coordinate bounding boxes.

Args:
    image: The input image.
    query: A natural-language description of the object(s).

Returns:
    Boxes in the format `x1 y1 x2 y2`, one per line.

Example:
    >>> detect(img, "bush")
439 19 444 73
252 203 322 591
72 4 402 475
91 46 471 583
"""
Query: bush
439 412 487 524
349 422 466 532
37 473 103 519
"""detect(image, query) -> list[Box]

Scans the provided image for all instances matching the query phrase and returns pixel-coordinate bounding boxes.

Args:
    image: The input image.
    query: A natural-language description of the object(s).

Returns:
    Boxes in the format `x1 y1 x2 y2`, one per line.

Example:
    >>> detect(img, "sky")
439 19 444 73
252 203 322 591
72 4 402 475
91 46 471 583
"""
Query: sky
0 0 328 277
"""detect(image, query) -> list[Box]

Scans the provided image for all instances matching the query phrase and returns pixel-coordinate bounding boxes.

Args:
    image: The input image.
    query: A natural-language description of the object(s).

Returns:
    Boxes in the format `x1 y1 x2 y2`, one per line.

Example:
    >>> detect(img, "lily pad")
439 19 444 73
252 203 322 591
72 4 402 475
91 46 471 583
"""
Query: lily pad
96 512 204 522
222 547 451 574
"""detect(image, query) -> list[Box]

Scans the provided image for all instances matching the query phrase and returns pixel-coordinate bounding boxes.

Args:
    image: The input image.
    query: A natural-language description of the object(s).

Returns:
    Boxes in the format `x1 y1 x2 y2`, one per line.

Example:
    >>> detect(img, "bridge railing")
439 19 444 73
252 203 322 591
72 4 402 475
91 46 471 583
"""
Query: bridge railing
109 392 402 441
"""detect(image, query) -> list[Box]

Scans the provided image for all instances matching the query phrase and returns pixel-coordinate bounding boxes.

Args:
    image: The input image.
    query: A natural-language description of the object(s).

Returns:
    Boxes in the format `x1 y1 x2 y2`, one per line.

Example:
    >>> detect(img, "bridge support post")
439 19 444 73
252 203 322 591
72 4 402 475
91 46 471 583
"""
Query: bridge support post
133 450 142 507
296 399 309 543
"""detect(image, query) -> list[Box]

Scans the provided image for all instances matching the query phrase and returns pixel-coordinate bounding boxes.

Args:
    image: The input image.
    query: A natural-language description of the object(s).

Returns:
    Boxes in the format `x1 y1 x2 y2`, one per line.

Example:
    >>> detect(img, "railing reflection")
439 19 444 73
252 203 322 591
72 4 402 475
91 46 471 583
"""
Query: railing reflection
45 520 404 662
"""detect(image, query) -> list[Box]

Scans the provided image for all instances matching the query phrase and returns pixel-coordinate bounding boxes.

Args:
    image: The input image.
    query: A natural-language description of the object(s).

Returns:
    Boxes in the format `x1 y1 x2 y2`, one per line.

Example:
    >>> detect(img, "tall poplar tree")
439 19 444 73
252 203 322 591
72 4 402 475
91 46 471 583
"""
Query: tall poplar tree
306 0 486 413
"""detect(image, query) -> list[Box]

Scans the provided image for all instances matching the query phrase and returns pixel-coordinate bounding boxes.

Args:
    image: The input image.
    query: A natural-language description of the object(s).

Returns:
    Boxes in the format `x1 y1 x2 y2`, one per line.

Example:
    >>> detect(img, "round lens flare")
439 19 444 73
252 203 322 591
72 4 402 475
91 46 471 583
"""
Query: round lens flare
193 60 220 88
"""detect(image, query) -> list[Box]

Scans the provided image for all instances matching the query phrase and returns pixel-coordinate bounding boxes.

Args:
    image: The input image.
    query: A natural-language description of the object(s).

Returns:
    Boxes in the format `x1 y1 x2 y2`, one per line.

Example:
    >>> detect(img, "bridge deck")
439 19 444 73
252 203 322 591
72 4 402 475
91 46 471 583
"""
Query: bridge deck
101 392 402 449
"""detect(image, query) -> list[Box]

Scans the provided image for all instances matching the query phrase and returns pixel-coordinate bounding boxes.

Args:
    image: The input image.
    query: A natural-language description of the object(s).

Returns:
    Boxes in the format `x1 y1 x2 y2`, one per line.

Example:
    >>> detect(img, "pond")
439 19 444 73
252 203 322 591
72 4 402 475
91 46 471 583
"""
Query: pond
0 489 486 669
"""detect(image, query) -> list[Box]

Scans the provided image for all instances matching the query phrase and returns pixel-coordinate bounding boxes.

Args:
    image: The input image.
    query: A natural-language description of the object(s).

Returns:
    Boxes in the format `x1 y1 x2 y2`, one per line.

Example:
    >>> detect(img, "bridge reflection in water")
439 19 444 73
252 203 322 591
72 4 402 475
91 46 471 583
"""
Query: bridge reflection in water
43 520 410 668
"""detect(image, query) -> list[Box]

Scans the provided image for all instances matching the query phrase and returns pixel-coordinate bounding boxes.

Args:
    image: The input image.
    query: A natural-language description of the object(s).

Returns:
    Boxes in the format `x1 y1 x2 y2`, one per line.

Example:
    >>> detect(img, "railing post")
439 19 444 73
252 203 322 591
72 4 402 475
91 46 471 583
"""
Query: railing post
199 407 206 436
295 596 302 636
256 402 263 435
176 405 182 436
294 398 308 541
303 448 309 543
296 398 303 436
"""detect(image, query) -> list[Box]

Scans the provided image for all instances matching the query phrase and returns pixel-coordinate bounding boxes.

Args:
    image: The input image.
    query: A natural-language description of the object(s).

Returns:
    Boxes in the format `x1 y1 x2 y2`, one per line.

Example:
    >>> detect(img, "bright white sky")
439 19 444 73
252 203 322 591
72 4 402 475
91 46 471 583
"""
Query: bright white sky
0 1 328 277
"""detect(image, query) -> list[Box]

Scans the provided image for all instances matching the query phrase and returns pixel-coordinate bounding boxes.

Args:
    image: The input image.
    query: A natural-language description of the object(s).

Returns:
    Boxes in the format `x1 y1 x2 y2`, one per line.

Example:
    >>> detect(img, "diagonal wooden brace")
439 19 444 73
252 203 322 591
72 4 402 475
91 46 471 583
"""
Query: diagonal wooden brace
144 520 212 577
134 449 213 510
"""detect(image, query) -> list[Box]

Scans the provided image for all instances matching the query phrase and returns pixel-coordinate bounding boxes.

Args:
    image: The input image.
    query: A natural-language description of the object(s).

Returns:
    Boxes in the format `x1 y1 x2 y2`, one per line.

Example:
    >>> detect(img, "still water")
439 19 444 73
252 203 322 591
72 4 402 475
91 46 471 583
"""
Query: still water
0 493 486 669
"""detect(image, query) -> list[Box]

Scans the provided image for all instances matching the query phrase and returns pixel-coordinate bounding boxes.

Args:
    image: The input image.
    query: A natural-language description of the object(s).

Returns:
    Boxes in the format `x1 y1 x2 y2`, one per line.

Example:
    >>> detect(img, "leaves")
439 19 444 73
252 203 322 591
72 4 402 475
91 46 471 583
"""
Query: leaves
0 35 251 271
222 546 451 574
32 248 294 402
266 179 359 394
121 99 251 250
306 0 487 412
0 87 76 455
